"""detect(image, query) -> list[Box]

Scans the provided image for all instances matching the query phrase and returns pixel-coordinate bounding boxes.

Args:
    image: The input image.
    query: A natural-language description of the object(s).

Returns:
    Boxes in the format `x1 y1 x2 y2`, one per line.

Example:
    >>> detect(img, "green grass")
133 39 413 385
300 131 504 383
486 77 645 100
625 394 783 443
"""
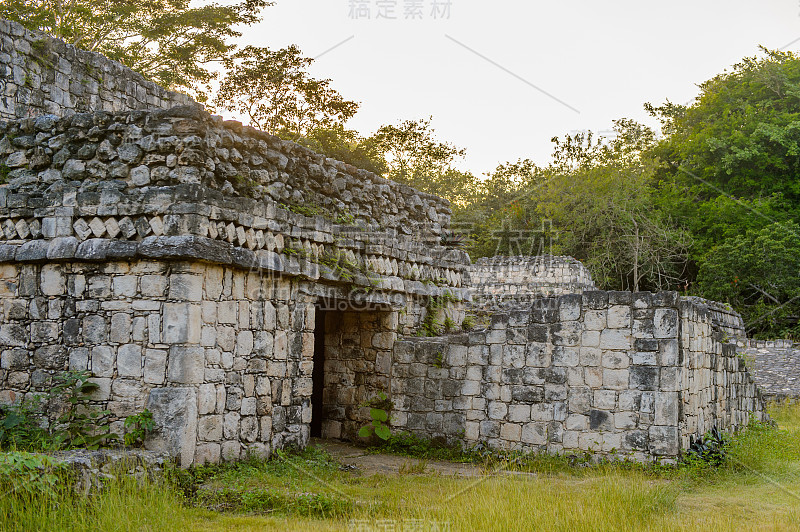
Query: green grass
3 403 800 530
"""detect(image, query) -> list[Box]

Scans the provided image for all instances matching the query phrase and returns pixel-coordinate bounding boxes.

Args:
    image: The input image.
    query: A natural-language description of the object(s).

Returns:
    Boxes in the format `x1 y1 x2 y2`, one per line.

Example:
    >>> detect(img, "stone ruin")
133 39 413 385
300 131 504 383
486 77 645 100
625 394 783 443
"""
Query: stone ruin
0 19 767 466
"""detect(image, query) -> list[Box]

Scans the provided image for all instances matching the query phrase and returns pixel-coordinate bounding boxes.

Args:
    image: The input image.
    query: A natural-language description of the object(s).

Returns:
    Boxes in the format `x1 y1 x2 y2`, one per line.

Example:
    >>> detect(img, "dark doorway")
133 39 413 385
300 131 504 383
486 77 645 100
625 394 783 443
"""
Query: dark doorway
310 308 327 437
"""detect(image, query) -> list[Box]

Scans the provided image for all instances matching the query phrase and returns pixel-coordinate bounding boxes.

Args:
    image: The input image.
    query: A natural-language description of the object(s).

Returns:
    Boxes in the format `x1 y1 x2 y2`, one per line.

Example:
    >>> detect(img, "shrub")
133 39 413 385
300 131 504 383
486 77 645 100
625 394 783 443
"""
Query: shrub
0 370 118 451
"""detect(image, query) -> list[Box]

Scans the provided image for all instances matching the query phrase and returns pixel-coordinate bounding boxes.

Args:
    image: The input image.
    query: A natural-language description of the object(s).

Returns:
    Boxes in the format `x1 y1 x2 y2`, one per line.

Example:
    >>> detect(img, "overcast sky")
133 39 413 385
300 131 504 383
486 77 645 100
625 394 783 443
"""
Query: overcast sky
237 0 800 176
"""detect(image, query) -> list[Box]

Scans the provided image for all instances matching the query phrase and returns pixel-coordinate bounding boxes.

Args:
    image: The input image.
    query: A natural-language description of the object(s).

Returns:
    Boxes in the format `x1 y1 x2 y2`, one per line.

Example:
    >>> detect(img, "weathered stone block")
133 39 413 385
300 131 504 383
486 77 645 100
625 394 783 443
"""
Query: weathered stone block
630 366 659 391
654 392 678 425
146 387 198 467
163 303 201 343
599 330 632 350
117 344 142 377
648 425 679 456
654 309 678 339
607 305 631 328
91 345 114 377
588 409 613 430
169 274 203 302
110 313 132 343
167 346 204 384
602 369 629 390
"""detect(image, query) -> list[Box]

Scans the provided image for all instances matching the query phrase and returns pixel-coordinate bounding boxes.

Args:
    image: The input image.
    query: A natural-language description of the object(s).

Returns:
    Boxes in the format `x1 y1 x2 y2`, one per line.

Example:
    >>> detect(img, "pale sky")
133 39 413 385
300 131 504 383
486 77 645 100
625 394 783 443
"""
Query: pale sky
236 0 800 176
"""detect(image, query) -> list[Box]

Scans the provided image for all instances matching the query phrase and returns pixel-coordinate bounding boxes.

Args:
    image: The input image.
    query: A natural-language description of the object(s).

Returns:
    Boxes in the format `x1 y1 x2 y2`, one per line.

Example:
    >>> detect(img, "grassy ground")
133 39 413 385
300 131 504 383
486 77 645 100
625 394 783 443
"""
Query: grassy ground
3 403 800 531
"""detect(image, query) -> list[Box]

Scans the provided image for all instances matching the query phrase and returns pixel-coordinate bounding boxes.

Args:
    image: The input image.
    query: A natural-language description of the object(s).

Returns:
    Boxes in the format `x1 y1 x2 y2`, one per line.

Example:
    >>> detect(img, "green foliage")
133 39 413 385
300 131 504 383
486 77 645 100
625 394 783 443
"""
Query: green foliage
648 47 800 203
368 117 480 206
170 447 356 518
318 250 361 282
358 392 391 441
0 395 50 451
0 465 191 531
198 485 353 517
332 209 357 226
215 45 358 140
0 370 118 451
418 292 458 337
697 221 800 337
279 202 322 218
1 0 271 94
440 230 466 248
0 452 69 497
461 315 476 331
442 317 456 333
371 432 474 462
0 154 10 181
684 428 729 467
123 409 154 447
463 121 691 292
49 371 116 450
641 48 800 334
281 246 302 257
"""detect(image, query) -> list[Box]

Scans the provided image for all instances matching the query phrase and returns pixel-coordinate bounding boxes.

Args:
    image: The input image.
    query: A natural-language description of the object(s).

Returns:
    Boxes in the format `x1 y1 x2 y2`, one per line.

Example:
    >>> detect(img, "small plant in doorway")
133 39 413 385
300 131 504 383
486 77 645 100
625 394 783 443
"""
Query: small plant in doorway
358 392 391 441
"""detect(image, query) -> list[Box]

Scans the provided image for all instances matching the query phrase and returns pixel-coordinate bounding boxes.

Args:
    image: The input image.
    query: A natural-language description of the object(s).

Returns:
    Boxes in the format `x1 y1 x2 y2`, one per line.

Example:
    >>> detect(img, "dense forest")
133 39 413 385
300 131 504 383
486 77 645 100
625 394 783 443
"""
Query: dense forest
5 1 800 338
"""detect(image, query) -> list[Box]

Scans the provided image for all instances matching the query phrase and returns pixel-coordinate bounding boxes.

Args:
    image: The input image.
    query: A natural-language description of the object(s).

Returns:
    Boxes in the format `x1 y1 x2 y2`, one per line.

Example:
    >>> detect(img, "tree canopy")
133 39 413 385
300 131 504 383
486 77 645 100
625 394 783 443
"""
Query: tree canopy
214 45 359 141
2 0 271 94
368 117 479 207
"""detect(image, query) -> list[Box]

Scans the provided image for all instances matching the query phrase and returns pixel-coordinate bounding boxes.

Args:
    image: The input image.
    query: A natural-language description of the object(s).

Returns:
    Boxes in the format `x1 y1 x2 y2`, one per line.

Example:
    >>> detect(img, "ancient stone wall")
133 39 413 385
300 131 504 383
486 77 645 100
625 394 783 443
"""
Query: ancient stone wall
391 292 766 462
0 106 452 238
0 107 469 466
0 19 193 120
681 296 746 341
468 256 597 312
678 299 762 450
0 260 314 465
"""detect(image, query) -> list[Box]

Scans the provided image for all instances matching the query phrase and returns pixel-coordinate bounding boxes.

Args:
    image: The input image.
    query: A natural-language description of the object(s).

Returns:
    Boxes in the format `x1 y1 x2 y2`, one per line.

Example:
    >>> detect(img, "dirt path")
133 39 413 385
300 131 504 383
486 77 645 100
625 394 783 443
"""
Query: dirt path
310 438 486 478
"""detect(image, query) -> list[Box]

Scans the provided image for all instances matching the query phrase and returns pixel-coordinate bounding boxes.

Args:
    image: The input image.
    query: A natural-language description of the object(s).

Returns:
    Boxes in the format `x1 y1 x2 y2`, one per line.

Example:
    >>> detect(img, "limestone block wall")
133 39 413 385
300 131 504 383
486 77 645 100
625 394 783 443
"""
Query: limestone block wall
390 292 766 462
681 296 746 341
390 336 468 442
0 106 472 466
679 300 764 448
468 256 597 311
0 19 193 120
0 259 314 465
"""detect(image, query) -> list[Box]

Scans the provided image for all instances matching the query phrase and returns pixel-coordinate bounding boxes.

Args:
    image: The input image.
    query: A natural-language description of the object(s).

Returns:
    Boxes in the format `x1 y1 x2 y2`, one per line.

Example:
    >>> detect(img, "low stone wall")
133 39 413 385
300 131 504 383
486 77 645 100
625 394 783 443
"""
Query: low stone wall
0 19 193 120
678 299 762 448
468 256 597 311
681 296 746 341
390 292 766 462
738 339 800 401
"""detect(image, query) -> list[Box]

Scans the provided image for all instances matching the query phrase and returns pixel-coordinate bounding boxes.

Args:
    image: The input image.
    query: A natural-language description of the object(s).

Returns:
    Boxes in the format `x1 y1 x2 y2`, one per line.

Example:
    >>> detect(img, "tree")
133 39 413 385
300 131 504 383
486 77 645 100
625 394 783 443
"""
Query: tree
368 117 479 207
465 121 692 292
1 0 271 95
454 158 543 257
647 47 800 209
214 45 359 141
645 47 800 311
698 222 800 338
534 155 691 292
